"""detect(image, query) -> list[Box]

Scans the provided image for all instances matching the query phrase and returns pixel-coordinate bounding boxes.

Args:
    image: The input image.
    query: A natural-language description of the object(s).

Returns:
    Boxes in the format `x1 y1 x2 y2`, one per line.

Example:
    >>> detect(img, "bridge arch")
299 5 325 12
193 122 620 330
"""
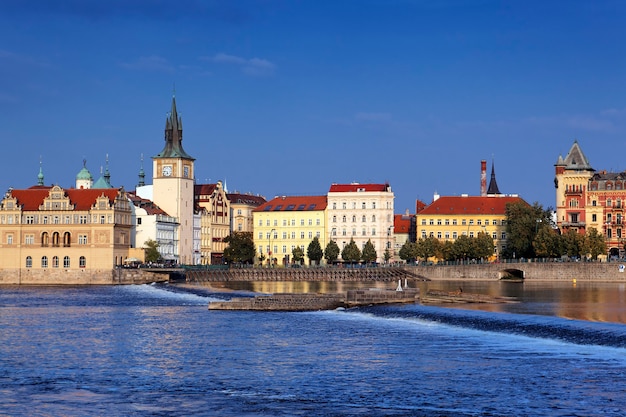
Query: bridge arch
499 268 524 281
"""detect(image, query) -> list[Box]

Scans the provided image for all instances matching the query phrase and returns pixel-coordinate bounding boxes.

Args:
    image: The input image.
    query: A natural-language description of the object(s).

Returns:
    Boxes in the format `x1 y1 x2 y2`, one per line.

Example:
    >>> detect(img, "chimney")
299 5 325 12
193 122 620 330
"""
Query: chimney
480 160 487 196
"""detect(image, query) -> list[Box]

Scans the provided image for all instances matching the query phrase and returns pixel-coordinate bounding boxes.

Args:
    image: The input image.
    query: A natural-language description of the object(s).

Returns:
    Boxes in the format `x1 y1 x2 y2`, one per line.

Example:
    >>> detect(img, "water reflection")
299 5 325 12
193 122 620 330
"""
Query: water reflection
198 280 626 324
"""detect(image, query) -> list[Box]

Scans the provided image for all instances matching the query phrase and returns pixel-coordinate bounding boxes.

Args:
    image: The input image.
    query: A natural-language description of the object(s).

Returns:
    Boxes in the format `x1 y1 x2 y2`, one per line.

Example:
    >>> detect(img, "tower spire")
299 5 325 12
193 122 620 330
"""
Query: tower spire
155 93 193 159
37 156 44 186
138 153 146 187
487 160 501 195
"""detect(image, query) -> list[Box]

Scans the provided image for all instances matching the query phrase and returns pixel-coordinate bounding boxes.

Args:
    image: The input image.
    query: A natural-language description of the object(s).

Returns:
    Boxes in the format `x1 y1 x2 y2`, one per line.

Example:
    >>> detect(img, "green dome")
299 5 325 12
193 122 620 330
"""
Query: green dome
76 160 93 181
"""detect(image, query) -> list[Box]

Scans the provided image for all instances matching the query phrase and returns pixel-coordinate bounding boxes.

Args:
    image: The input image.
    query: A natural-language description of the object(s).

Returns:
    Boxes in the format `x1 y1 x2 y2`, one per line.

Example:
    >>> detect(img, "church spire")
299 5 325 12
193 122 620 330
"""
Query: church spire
155 93 193 160
138 154 146 187
487 160 501 195
37 157 44 186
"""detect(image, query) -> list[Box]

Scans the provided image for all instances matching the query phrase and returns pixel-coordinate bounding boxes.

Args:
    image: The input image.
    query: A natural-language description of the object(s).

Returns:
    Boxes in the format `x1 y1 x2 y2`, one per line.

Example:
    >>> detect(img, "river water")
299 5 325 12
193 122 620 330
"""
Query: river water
1 280 625 416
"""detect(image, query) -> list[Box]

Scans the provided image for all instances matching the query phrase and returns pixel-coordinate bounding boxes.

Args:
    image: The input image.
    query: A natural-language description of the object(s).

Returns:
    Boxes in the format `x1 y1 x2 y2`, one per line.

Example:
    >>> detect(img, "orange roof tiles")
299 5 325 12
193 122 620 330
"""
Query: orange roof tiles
394 214 414 234
419 195 527 216
10 186 121 211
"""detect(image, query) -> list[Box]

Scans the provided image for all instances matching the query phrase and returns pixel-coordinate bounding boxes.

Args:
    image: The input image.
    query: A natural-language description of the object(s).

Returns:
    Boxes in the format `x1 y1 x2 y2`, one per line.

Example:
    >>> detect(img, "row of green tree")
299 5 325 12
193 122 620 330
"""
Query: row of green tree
397 201 607 262
222 233 392 265
398 233 495 263
503 201 606 260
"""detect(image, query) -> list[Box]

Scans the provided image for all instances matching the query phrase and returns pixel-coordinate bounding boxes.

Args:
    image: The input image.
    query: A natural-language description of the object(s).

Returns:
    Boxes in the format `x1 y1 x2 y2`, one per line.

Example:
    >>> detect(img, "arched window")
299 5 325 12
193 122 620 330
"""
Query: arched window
41 256 48 268
26 256 32 268
63 256 70 268
63 232 71 247
41 232 49 247
52 232 60 247
352 215 356 223
52 256 59 268
79 256 86 268
362 215 366 222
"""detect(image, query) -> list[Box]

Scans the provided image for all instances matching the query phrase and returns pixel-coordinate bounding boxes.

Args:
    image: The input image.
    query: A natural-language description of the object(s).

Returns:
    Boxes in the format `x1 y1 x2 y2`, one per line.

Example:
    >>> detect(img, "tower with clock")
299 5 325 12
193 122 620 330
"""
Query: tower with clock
152 94 196 264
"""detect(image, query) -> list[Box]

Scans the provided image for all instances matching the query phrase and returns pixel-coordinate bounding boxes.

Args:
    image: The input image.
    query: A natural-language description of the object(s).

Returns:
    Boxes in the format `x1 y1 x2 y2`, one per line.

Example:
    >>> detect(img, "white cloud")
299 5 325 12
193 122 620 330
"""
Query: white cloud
208 53 276 76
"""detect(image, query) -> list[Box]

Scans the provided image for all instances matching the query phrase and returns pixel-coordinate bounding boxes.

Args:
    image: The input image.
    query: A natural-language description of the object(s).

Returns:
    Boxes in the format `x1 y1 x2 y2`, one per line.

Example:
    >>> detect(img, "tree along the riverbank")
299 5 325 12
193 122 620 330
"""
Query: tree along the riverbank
399 232 495 263
224 232 256 264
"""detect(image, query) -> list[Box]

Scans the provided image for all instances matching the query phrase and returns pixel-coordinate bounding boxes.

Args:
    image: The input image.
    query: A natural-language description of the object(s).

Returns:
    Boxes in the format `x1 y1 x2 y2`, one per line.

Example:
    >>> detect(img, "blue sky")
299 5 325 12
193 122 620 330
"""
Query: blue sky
2 0 626 213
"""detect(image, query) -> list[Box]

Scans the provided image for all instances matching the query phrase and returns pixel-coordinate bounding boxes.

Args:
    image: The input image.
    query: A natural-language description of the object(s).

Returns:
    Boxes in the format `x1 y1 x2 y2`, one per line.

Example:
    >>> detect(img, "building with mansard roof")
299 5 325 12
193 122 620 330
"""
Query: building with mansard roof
253 195 327 266
228 192 267 234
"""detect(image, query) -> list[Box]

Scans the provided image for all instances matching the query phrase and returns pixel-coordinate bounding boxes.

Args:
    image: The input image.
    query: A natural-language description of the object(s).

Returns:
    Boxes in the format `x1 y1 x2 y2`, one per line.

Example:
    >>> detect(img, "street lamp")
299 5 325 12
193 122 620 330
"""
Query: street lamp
269 228 276 267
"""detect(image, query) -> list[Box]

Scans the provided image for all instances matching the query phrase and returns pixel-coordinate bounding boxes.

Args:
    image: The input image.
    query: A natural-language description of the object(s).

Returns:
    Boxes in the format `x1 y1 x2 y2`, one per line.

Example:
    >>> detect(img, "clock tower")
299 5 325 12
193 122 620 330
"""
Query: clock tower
152 94 195 264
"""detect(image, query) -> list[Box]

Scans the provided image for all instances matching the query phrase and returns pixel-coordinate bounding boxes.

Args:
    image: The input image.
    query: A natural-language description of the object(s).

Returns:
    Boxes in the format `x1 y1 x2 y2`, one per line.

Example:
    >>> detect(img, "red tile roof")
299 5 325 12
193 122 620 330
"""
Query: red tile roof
253 195 327 212
10 186 121 211
419 195 527 216
127 192 169 216
328 183 390 193
394 214 414 234
195 184 217 196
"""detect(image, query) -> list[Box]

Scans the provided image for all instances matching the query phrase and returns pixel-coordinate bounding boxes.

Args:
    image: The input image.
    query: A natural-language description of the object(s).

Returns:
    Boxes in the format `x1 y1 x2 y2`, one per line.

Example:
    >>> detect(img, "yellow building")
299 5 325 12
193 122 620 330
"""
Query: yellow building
417 194 527 259
228 192 266 233
0 184 132 277
253 196 327 266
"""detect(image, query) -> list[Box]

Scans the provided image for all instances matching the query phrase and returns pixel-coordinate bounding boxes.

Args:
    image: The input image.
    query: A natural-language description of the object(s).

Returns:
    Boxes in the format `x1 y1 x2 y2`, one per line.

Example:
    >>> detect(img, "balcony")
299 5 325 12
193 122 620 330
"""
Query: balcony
561 221 586 227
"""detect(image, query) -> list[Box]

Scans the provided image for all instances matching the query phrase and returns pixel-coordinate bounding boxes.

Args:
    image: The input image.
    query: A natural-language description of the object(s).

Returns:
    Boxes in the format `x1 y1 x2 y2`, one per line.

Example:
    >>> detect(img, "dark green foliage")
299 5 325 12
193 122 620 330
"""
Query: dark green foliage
144 239 160 263
341 239 361 263
307 236 324 265
223 232 256 264
361 239 377 263
324 240 340 263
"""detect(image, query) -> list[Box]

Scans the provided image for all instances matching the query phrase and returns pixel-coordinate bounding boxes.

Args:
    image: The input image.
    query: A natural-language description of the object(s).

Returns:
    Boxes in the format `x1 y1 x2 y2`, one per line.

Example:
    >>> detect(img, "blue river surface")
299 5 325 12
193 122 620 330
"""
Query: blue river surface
1 282 626 417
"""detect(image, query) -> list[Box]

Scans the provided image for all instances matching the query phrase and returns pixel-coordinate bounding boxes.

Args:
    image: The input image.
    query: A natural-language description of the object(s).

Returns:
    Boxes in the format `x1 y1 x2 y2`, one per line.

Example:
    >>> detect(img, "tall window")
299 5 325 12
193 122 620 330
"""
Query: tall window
26 256 32 268
41 256 48 268
63 256 70 268
52 256 59 268
79 256 86 268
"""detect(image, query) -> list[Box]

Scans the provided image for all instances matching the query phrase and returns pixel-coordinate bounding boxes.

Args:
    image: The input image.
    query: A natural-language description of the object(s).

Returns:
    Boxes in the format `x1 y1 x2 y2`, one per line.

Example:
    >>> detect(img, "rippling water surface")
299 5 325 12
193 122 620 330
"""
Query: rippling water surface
1 282 625 416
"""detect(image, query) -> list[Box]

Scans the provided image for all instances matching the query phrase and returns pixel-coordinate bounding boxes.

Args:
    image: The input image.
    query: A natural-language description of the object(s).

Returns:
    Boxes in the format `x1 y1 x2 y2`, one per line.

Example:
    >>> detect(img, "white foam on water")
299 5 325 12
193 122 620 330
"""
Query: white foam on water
121 283 220 305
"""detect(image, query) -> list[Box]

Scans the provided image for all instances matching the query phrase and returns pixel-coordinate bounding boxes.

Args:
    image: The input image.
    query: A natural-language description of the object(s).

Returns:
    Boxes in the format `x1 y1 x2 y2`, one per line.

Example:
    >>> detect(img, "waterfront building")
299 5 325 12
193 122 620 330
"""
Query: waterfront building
151 95 196 264
326 183 394 263
228 192 267 233
253 195 327 266
0 178 133 273
393 211 416 262
416 194 527 259
195 181 230 265
128 192 178 262
556 140 626 257
554 140 594 237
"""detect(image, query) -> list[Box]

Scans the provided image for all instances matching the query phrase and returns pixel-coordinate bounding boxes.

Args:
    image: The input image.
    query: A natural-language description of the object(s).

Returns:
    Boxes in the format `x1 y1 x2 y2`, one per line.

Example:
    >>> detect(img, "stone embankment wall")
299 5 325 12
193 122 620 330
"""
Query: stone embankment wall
208 288 420 311
0 268 168 285
407 262 626 281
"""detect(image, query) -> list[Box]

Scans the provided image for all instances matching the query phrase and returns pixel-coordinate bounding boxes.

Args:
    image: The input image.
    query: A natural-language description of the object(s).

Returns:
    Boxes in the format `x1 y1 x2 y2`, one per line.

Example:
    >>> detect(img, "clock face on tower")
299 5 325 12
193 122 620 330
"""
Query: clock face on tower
162 165 172 177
